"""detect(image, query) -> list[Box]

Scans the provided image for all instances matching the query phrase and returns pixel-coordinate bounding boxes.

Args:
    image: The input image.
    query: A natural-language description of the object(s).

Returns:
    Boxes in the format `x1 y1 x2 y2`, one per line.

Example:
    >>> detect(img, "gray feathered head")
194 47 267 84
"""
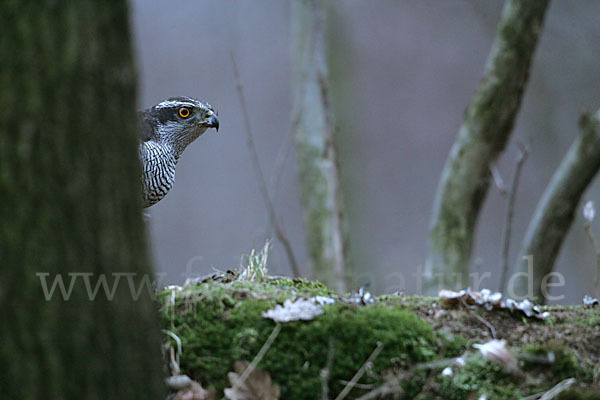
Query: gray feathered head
140 96 219 157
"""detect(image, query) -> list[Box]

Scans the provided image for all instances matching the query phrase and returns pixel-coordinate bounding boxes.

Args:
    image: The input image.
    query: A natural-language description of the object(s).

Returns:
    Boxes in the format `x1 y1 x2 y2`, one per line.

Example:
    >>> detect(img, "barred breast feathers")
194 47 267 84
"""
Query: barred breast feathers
140 141 177 207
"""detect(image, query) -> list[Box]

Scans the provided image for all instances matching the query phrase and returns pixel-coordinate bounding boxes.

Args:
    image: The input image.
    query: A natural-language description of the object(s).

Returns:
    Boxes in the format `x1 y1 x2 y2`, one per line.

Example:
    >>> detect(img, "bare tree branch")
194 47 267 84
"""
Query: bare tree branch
583 213 600 298
230 54 301 277
270 129 294 206
425 0 549 292
513 109 600 302
499 140 530 292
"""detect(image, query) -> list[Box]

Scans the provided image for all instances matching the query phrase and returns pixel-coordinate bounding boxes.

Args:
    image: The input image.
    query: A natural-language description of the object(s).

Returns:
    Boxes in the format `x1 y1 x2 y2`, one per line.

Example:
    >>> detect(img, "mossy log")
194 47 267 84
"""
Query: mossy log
159 275 600 399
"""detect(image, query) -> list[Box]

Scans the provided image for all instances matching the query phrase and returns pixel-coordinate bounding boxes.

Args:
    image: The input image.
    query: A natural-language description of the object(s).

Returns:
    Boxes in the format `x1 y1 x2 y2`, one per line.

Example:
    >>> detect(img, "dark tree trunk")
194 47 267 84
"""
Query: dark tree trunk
0 2 165 399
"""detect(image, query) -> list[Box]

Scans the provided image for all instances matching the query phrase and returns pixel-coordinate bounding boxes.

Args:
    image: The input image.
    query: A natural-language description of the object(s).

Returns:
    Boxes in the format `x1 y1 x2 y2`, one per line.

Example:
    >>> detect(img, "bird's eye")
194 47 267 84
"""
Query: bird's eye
178 107 191 118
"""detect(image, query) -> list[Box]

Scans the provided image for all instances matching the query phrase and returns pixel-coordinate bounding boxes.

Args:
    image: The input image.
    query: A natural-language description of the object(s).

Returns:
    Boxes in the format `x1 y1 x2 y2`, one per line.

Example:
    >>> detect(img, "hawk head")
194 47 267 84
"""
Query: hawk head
140 96 219 158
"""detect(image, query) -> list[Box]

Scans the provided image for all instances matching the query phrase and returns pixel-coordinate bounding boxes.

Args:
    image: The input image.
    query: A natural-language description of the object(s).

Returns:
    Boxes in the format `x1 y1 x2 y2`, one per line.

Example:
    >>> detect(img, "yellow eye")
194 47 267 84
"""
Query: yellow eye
178 107 191 118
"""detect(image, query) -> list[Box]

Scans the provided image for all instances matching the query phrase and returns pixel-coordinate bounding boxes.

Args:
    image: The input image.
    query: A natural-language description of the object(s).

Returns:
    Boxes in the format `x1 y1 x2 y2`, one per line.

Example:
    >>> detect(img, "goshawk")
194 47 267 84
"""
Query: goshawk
139 96 219 207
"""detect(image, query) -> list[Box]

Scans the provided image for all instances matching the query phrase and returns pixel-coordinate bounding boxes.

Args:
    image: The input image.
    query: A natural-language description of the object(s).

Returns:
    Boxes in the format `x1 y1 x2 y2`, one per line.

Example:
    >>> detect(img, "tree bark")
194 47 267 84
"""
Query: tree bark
291 0 348 293
424 0 549 293
513 109 600 302
0 2 165 399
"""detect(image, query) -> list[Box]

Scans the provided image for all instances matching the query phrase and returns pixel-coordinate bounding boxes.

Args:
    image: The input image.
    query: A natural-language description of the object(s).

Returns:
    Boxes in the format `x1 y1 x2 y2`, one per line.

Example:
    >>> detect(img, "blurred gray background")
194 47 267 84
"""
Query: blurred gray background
130 1 600 304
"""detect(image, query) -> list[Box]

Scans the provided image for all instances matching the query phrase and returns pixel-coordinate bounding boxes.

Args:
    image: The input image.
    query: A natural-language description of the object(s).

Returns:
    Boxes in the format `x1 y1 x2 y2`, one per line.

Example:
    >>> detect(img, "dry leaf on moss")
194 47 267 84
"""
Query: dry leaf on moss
473 339 521 376
165 375 216 400
173 381 216 400
224 361 280 400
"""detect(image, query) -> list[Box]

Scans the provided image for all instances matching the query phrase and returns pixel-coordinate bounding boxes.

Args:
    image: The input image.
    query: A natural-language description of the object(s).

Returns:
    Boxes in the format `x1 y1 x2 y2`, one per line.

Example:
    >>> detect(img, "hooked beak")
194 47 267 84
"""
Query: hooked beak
205 114 219 132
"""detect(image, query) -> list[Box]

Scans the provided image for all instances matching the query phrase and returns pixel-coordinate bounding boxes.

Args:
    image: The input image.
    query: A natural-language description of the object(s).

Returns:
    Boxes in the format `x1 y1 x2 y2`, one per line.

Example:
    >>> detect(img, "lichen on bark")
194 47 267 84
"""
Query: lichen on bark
425 0 550 292
291 0 348 293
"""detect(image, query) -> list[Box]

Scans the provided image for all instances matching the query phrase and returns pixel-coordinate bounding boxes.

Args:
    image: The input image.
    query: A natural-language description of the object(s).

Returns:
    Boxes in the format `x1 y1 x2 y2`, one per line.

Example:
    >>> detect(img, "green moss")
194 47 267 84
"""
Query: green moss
438 354 521 400
521 344 586 381
160 280 462 398
160 278 599 398
438 331 468 359
266 277 335 296
264 305 440 398
571 310 600 328
378 294 438 307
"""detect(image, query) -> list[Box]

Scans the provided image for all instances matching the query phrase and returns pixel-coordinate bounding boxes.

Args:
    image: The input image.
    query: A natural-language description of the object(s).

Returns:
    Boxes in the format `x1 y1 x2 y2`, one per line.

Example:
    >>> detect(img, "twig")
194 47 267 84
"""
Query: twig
163 329 183 375
270 98 304 207
359 356 470 400
228 324 282 396
356 356 466 400
355 383 399 400
270 1 319 205
270 131 294 206
499 140 530 292
539 378 575 400
472 313 497 339
336 381 374 390
583 221 600 297
334 342 383 400
267 104 301 232
522 378 575 400
490 163 508 196
230 53 301 277
320 338 335 400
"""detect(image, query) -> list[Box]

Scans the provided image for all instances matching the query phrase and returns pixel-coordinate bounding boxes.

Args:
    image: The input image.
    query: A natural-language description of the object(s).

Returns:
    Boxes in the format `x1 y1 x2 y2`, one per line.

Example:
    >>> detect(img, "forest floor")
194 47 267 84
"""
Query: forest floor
159 270 600 400
390 294 600 376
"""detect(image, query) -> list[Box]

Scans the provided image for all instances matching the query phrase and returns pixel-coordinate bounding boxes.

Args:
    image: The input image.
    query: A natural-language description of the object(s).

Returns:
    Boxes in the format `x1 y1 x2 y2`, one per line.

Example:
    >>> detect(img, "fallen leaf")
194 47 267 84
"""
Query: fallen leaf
167 376 216 400
473 339 521 375
224 361 280 400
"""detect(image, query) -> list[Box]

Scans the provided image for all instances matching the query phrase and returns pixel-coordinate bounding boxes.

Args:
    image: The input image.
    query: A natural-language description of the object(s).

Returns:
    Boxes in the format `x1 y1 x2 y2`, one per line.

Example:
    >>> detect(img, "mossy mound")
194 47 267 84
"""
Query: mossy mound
159 273 600 399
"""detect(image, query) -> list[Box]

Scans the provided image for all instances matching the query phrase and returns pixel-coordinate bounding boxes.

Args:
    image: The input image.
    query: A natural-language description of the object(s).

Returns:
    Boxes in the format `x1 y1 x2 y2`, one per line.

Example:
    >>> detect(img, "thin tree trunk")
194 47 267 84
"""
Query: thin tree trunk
0 2 165 399
424 0 549 293
291 0 348 293
513 109 600 302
